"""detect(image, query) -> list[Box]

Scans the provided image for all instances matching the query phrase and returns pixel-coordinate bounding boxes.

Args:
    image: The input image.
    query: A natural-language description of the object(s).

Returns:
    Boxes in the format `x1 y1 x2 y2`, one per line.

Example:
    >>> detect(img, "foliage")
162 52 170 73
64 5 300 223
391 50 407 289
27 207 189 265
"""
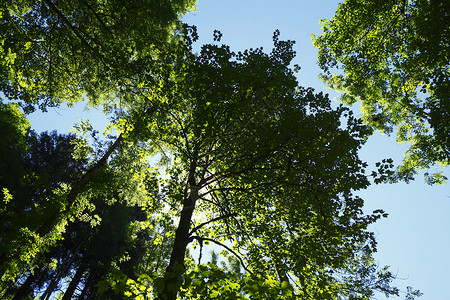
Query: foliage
109 29 415 299
0 103 92 284
0 122 170 299
0 124 87 285
0 0 425 298
180 264 295 299
0 0 196 112
313 0 449 183
0 101 30 191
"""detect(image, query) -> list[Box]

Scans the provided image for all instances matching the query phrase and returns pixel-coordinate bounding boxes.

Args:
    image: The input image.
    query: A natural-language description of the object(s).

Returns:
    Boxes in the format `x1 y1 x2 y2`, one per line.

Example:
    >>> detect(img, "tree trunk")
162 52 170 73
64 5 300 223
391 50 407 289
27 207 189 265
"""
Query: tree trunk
10 271 39 300
61 261 87 300
77 272 92 300
157 158 199 300
41 275 58 300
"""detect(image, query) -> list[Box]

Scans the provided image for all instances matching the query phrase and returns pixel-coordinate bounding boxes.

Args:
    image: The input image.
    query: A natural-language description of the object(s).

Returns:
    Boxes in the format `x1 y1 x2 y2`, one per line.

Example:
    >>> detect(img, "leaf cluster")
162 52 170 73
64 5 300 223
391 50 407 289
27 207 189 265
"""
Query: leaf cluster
313 0 449 183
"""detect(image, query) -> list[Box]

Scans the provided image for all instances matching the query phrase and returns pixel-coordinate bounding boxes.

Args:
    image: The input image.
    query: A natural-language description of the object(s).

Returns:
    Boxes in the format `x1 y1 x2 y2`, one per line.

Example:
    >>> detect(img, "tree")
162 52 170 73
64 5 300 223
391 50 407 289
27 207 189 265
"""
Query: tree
0 126 87 292
115 30 408 299
0 101 29 193
0 1 423 297
0 126 170 300
313 0 449 184
0 0 196 112
0 119 134 282
0 0 197 286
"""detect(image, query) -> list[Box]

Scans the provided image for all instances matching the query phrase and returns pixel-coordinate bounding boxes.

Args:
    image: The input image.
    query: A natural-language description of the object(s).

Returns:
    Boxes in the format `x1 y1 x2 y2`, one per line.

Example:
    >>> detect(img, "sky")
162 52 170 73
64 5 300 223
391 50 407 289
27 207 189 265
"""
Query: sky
26 1 450 299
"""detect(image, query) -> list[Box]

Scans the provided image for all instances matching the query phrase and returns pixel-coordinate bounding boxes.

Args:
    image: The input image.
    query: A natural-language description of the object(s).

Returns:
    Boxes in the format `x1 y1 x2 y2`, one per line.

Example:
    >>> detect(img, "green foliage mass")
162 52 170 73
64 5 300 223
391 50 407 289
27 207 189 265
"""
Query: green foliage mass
0 1 425 299
313 0 449 184
0 126 87 284
109 29 416 299
0 0 196 112
0 118 168 299
0 101 30 190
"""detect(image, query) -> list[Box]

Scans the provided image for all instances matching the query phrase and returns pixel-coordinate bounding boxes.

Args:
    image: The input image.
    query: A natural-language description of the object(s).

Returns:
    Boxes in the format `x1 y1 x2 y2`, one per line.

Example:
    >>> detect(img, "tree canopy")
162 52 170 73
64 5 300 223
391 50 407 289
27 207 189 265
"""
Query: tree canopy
0 1 425 299
313 0 449 184
123 31 386 299
1 0 196 112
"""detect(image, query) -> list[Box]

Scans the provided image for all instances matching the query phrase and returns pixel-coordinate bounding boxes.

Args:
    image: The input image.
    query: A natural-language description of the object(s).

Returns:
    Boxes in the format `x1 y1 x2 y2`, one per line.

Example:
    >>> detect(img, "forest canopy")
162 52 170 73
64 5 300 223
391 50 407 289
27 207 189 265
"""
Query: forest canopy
0 0 430 299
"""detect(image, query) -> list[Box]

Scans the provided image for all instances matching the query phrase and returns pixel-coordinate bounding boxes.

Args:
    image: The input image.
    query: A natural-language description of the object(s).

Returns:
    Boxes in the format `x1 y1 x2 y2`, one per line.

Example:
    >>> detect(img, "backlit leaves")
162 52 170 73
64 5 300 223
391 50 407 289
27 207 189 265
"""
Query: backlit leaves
313 0 449 183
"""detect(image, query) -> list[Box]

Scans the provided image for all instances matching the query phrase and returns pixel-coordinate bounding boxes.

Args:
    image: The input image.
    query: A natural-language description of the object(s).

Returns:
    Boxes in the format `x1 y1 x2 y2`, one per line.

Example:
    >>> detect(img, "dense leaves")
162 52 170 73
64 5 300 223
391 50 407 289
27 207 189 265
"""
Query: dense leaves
0 101 30 191
0 114 170 299
0 122 88 284
0 1 425 299
313 0 449 183
0 0 196 112
108 30 412 299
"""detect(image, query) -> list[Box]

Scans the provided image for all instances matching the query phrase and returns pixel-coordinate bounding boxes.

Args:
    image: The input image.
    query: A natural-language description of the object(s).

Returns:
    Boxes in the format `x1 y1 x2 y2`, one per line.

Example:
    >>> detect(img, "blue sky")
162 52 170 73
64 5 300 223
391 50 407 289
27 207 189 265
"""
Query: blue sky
27 1 449 298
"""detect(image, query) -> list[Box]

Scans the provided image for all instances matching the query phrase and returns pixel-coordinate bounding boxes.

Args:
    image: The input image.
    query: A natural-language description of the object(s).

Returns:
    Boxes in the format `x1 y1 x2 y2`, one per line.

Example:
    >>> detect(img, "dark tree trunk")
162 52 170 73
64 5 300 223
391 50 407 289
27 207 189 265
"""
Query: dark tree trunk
10 271 39 300
41 247 80 300
61 261 87 300
41 275 58 300
77 271 92 300
157 158 199 300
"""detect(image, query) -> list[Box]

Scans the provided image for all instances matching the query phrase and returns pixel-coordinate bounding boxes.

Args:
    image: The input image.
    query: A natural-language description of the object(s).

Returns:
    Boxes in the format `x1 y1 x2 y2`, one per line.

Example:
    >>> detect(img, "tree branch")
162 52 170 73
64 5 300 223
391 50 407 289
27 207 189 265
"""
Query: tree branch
42 0 108 67
190 212 238 235
190 236 252 275
36 134 123 236
199 180 277 198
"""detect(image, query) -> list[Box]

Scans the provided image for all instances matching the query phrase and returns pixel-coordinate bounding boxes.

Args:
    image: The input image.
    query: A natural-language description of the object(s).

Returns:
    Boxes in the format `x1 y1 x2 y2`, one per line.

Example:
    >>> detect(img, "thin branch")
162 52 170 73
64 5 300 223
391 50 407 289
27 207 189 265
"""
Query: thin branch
190 212 238 235
199 180 277 198
198 238 203 264
190 236 253 275
197 196 221 207
200 149 289 188
209 189 228 214
214 182 234 236
81 0 113 35
168 110 192 157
